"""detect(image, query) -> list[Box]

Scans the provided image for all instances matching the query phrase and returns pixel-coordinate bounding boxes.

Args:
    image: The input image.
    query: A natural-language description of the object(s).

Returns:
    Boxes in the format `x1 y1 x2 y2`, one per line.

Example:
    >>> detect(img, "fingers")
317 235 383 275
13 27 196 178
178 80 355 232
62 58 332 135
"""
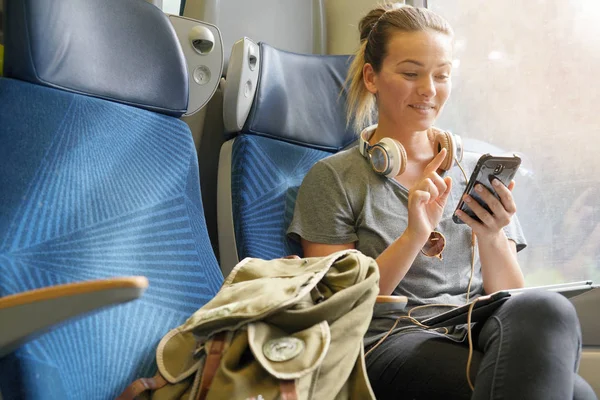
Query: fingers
425 178 440 200
416 177 445 203
438 176 453 204
409 189 431 209
424 148 447 175
462 193 499 228
489 179 517 214
414 171 447 202
454 208 480 228
461 180 516 229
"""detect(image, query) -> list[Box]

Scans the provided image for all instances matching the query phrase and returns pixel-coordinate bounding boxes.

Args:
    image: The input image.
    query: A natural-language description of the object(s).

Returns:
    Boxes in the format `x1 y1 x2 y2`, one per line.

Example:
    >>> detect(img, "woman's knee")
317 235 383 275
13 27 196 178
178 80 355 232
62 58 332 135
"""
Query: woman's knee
499 290 581 338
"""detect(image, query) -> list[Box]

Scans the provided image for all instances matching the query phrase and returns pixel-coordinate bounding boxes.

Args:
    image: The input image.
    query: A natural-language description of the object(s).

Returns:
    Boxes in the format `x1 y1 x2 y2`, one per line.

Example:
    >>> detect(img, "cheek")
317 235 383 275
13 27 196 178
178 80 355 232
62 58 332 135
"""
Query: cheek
437 83 451 104
386 80 412 101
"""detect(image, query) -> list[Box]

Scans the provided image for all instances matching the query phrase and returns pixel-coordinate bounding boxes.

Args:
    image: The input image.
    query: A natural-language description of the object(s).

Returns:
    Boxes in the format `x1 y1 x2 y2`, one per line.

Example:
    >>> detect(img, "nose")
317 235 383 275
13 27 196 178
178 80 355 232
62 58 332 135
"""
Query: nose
417 75 436 98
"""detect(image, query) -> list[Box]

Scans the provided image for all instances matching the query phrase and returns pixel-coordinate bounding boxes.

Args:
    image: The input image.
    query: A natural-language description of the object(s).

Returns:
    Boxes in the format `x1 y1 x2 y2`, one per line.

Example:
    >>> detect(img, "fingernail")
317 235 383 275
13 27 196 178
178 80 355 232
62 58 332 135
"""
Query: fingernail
475 184 483 192
492 179 500 186
464 195 471 203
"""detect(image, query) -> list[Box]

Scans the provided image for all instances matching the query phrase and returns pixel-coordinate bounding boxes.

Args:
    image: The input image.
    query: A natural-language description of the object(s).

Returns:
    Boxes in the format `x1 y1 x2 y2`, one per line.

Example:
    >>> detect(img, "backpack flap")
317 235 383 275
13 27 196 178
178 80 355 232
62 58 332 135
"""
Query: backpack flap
202 321 330 400
248 321 330 381
179 254 347 340
156 328 203 384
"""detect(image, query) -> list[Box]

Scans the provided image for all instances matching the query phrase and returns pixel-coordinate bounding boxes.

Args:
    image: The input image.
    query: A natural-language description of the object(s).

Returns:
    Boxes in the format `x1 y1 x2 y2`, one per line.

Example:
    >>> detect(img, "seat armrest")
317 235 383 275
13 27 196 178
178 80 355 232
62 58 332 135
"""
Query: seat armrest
0 276 149 357
376 295 408 304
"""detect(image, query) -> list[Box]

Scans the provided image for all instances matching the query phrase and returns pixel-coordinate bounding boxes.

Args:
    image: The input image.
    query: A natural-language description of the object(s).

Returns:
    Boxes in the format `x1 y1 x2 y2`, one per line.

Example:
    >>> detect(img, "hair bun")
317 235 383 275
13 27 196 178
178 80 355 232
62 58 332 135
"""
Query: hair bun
359 3 409 42
359 7 387 42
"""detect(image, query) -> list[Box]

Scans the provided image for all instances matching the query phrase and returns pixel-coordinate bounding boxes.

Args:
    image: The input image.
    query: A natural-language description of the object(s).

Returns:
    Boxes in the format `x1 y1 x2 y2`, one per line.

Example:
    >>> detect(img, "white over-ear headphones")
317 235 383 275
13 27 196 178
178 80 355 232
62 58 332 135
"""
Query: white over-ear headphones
358 124 463 178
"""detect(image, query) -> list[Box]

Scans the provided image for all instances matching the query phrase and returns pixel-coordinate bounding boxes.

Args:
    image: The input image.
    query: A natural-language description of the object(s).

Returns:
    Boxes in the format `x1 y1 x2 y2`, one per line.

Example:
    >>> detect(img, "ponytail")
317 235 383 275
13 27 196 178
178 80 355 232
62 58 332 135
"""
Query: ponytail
345 40 376 134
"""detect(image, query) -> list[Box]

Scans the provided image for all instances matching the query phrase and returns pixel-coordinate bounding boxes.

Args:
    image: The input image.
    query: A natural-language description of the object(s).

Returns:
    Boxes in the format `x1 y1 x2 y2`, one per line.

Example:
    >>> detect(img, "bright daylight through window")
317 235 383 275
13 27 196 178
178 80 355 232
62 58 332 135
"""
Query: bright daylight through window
430 0 600 285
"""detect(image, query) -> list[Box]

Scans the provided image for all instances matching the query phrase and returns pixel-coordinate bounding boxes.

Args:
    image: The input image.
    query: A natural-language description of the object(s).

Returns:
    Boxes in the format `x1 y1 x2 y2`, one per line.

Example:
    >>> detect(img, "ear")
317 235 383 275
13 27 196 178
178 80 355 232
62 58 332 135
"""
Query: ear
363 63 378 95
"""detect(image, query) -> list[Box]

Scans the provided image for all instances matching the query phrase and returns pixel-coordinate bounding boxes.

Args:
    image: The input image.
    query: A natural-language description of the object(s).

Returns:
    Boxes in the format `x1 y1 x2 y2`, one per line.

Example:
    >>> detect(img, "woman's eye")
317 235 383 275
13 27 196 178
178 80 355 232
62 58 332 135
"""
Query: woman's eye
402 72 418 78
436 75 450 80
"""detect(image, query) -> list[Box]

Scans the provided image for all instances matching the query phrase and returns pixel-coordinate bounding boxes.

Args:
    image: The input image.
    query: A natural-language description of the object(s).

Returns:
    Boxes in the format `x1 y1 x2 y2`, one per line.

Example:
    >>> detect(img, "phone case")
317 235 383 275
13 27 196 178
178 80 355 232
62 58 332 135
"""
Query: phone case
453 154 522 224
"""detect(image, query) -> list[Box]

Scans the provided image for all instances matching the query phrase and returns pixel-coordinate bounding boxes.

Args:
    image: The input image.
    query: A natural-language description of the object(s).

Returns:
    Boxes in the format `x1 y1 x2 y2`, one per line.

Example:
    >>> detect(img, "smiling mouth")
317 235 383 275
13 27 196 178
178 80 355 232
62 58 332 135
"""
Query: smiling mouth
409 105 435 110
409 105 435 113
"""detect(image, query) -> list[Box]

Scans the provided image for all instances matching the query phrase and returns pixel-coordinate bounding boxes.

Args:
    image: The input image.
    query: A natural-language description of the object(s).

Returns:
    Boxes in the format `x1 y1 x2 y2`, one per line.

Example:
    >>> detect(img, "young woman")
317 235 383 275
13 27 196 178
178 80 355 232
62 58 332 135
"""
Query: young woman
287 4 596 399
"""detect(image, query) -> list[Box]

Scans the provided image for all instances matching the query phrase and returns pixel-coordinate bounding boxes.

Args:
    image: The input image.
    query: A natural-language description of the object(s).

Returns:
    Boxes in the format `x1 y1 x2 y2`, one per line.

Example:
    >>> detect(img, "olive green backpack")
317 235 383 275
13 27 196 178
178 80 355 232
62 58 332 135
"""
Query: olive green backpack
117 250 379 400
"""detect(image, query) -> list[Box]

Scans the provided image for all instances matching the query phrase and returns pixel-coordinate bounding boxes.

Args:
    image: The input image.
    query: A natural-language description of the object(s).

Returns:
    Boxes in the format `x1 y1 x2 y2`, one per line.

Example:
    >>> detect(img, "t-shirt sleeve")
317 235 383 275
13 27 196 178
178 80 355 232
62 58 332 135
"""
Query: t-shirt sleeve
287 160 358 245
504 212 527 252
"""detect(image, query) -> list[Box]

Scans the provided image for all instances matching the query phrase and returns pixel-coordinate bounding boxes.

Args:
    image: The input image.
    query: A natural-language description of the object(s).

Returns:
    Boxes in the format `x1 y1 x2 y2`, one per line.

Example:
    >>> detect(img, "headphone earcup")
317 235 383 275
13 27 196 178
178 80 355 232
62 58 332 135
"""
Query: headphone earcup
369 137 407 178
433 131 455 171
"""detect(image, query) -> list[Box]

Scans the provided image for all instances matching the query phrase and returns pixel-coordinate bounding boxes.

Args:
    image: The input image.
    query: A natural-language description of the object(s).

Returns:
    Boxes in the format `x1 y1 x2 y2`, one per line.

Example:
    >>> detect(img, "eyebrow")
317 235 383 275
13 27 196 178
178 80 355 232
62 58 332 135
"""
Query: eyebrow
397 59 451 68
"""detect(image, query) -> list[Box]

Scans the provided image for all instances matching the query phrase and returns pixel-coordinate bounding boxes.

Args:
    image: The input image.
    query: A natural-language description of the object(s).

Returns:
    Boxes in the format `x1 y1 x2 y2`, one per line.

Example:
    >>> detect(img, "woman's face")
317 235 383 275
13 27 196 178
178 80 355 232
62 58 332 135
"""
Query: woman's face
364 30 453 132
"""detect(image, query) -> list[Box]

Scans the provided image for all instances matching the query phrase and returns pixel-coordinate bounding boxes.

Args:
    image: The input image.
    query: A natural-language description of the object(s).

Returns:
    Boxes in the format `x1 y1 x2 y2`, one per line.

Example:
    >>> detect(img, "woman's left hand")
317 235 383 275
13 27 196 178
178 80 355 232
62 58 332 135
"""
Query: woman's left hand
455 178 516 240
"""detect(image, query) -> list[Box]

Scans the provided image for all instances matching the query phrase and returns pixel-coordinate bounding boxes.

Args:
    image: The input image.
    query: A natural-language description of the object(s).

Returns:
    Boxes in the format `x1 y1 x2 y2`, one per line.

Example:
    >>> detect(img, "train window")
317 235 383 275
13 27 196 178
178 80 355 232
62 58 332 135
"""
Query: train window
429 0 600 285
162 0 183 15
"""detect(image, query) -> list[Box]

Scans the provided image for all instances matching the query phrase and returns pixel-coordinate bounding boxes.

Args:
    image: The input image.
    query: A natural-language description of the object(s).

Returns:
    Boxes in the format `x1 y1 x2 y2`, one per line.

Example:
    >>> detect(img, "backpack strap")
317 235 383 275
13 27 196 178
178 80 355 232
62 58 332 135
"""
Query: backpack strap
280 380 298 400
116 373 168 400
196 331 227 400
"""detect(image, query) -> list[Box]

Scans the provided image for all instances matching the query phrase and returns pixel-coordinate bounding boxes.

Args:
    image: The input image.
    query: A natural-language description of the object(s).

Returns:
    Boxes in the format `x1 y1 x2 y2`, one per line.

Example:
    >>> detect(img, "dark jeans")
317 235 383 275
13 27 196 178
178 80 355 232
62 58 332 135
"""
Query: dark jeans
366 290 597 400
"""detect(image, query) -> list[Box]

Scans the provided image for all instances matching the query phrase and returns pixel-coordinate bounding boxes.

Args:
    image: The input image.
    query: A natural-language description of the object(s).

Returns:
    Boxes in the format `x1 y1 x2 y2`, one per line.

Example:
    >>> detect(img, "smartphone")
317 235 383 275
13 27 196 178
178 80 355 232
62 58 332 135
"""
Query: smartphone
453 154 522 224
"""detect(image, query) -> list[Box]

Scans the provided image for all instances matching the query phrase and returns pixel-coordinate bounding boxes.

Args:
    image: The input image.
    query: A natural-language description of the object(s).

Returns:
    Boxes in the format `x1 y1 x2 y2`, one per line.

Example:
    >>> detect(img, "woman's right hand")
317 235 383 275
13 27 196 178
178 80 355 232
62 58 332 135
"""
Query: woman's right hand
406 148 453 242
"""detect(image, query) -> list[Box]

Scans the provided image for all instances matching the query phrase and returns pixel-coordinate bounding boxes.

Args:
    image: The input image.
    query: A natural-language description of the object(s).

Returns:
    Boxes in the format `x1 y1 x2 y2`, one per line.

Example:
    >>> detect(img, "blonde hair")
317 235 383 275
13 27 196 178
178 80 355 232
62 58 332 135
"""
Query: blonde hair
345 3 454 133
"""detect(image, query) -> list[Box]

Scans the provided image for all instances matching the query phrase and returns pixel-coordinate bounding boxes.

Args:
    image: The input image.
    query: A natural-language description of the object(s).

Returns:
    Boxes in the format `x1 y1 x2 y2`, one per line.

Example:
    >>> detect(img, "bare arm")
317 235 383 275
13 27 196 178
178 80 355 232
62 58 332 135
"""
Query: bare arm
301 240 355 257
373 230 429 295
373 149 454 295
303 231 428 295
479 236 524 293
455 179 525 292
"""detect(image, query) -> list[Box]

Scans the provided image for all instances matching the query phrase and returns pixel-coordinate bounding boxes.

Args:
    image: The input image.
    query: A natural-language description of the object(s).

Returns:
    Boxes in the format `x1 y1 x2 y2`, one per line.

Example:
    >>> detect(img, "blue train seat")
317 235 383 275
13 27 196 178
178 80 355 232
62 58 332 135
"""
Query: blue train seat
181 0 327 263
0 0 223 398
216 41 356 275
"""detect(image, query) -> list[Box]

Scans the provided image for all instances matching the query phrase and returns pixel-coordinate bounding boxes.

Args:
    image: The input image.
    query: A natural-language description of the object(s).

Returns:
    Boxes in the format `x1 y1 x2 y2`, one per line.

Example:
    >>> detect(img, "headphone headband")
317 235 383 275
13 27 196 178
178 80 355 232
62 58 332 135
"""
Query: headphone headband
359 124 378 157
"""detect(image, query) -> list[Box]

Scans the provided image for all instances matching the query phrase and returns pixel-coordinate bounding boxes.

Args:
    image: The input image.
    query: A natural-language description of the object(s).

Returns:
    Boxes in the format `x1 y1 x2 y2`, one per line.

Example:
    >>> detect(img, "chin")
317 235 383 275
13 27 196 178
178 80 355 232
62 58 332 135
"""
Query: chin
411 119 436 132
400 112 438 132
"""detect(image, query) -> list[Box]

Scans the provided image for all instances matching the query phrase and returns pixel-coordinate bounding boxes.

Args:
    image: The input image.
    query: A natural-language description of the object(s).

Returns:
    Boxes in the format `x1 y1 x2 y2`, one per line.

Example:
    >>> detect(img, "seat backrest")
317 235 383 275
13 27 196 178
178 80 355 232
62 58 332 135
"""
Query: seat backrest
0 0 223 398
181 0 327 263
217 42 355 275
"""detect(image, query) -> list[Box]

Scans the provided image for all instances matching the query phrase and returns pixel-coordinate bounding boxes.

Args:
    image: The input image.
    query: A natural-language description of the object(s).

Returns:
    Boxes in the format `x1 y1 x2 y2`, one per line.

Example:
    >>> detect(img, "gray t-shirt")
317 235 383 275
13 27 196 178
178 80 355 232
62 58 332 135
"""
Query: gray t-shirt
287 145 527 344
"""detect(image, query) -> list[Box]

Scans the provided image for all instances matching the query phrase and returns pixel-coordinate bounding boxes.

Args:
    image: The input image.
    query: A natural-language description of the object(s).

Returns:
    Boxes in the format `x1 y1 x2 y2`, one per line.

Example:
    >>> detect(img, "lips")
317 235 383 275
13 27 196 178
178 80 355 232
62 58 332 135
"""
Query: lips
409 104 435 110
409 104 435 114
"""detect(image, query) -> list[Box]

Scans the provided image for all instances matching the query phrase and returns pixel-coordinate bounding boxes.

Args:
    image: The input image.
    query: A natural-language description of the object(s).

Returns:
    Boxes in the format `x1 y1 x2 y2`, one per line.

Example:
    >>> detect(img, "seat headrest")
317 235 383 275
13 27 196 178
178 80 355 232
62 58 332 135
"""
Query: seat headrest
243 43 356 151
3 0 189 117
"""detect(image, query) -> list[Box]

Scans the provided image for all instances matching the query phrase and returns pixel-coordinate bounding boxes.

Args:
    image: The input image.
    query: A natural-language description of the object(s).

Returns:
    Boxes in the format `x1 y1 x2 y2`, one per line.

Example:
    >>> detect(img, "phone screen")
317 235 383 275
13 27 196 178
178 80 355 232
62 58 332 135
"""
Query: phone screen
453 154 521 224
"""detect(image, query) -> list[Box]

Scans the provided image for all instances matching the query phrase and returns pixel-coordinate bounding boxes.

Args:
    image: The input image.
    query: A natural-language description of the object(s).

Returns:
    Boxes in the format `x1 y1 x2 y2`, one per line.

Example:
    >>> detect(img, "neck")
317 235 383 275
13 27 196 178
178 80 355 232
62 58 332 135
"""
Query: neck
370 116 434 161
